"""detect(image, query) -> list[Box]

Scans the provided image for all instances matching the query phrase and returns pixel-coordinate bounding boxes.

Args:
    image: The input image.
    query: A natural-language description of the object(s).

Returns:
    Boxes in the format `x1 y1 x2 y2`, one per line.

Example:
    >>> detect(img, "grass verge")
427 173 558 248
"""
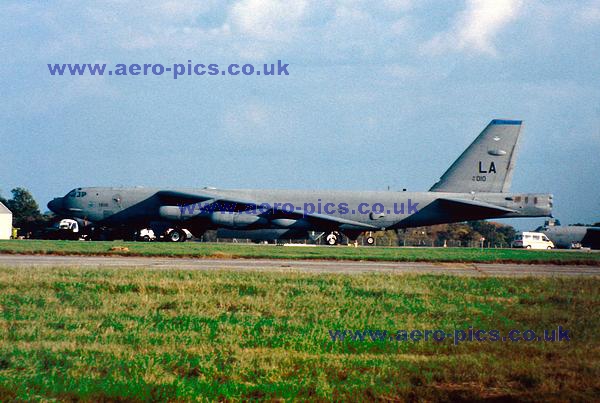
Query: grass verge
1 240 599 265
0 266 598 400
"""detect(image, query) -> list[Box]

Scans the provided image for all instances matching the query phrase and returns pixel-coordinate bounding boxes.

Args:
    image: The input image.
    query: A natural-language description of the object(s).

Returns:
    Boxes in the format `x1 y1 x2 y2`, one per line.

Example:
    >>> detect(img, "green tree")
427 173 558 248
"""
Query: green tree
5 187 41 226
469 220 516 247
496 224 517 246
1 187 52 235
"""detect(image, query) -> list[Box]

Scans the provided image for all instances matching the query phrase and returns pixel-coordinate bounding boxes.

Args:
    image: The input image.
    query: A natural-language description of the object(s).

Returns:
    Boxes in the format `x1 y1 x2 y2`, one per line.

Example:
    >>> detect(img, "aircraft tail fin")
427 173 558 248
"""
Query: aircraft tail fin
429 119 522 193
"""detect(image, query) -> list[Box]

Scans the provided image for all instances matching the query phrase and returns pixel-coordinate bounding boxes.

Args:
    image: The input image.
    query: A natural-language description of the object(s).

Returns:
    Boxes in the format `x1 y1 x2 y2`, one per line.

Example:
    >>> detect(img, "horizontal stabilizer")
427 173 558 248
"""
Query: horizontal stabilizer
398 197 516 227
437 197 516 216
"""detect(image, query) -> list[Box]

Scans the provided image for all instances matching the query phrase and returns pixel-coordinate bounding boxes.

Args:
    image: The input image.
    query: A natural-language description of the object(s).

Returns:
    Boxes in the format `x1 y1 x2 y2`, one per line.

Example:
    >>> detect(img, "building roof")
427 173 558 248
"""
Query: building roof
0 202 12 215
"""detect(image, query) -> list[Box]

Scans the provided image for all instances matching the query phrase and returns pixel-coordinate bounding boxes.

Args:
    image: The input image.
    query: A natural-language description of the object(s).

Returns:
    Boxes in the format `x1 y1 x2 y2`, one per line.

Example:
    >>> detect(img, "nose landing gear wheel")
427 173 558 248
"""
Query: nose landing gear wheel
366 236 375 245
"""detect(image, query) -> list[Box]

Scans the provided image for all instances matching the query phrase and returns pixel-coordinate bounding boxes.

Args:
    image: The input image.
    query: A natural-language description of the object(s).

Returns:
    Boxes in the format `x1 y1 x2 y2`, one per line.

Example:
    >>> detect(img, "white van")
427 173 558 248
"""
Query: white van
512 232 555 249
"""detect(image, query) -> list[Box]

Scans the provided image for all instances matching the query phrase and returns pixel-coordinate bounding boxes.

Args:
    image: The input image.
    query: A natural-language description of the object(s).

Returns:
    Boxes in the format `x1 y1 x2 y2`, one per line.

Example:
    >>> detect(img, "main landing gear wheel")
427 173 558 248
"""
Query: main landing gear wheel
326 231 339 245
366 236 375 245
166 228 186 242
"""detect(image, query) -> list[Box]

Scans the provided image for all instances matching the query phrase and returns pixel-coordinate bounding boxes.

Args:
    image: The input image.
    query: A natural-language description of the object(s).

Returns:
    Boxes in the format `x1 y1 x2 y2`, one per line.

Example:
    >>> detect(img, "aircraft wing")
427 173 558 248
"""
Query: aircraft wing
156 190 378 230
277 209 379 230
157 190 224 205
157 190 258 212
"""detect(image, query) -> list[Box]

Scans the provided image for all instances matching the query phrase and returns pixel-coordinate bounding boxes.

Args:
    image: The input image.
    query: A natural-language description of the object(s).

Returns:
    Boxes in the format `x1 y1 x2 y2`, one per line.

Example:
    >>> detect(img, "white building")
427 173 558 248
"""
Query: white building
0 202 12 239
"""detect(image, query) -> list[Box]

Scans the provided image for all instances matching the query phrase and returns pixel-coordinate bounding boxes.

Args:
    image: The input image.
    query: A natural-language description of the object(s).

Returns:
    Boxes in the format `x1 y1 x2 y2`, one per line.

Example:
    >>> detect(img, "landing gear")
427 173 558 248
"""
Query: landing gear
366 236 375 245
166 228 186 242
325 231 340 245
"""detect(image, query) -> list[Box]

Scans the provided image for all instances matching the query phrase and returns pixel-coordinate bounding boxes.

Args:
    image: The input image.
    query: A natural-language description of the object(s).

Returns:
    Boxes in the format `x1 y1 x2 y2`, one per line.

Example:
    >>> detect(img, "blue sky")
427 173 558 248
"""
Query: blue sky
1 0 599 230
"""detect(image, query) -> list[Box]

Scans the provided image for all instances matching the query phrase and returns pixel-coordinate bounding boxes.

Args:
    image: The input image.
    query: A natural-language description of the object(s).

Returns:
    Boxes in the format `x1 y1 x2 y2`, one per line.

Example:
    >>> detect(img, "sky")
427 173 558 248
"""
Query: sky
1 0 599 230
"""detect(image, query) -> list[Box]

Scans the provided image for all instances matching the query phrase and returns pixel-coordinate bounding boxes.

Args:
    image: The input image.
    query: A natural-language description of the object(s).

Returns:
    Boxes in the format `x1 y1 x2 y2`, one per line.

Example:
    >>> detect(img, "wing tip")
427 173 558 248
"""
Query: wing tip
490 119 522 126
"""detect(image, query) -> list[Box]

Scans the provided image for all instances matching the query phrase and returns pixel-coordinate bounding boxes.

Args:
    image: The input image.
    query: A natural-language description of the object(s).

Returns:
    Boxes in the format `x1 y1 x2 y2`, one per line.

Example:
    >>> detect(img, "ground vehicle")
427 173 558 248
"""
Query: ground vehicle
133 227 193 242
41 219 84 240
135 228 156 242
512 232 554 249
58 219 79 232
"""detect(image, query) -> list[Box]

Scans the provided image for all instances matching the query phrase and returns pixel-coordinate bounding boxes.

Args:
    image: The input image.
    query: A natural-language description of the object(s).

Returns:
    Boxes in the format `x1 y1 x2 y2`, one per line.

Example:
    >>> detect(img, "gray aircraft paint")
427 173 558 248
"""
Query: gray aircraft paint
48 120 553 240
541 226 600 249
430 119 522 193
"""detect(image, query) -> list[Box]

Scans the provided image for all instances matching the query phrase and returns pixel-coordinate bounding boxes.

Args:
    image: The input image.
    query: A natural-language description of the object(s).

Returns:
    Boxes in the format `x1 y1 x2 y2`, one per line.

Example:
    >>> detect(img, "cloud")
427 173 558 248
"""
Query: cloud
381 64 419 80
573 1 600 25
3 0 422 62
229 0 309 41
220 100 301 150
221 101 271 143
84 0 311 57
155 0 211 21
422 0 523 56
382 0 414 13
1 73 119 118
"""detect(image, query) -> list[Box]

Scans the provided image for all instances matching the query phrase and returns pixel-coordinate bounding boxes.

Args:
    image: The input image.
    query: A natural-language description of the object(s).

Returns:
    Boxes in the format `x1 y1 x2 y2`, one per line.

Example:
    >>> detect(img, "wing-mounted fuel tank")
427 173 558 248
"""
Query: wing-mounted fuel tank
159 205 267 229
210 213 268 228
159 202 312 230
158 205 205 221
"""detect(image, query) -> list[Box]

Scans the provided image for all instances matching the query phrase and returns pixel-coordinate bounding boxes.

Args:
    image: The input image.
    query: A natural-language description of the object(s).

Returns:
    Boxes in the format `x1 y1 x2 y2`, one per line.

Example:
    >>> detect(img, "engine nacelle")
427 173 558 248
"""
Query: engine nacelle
210 212 268 229
270 218 310 229
159 205 203 221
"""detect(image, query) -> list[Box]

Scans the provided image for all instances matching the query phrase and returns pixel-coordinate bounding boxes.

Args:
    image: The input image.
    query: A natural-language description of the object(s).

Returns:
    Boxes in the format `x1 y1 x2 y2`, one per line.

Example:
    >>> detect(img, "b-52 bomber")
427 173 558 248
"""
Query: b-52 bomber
48 119 552 244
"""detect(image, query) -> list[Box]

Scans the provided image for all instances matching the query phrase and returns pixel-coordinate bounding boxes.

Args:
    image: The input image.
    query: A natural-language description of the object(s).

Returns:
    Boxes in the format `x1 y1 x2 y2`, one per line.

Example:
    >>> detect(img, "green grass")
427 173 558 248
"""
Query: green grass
0 266 598 401
1 239 599 265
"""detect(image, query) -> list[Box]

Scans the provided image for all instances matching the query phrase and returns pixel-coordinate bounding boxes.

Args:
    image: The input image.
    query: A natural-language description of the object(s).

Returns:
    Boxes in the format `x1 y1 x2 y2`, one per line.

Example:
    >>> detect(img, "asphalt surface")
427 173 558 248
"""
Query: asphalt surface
0 254 599 277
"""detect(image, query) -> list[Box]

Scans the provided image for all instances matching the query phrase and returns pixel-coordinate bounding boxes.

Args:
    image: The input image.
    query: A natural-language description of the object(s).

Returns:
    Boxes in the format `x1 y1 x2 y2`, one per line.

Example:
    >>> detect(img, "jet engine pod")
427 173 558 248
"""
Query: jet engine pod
270 218 310 229
159 205 205 221
159 206 183 221
210 212 268 229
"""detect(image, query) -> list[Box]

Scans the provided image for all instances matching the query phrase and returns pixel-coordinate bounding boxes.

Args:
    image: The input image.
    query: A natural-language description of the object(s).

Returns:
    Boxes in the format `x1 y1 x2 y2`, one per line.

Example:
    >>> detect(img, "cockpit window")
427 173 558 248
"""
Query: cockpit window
66 190 86 198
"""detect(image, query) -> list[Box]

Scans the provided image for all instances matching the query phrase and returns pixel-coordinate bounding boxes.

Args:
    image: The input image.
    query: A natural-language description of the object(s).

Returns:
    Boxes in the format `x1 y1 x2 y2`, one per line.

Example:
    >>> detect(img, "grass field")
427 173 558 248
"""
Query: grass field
1 240 599 265
0 266 598 401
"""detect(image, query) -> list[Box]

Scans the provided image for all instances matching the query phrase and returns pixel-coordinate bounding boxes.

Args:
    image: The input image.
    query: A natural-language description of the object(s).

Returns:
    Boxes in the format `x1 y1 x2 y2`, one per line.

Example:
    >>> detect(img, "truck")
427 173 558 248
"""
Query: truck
43 218 85 240
512 231 555 250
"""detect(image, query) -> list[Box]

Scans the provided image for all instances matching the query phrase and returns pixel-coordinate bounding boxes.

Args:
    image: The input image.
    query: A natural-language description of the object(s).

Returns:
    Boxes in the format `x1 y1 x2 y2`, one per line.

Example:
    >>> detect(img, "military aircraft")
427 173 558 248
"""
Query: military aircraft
48 119 553 244
537 220 600 249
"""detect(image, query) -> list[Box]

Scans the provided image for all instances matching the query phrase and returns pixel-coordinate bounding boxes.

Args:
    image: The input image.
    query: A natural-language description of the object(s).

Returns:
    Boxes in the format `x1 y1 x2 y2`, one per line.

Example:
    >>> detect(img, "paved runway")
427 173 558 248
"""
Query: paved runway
0 254 599 276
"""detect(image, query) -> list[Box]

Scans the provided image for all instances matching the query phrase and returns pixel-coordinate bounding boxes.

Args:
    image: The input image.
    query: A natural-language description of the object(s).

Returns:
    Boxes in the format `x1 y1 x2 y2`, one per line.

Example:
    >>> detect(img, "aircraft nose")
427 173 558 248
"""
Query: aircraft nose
47 197 63 214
